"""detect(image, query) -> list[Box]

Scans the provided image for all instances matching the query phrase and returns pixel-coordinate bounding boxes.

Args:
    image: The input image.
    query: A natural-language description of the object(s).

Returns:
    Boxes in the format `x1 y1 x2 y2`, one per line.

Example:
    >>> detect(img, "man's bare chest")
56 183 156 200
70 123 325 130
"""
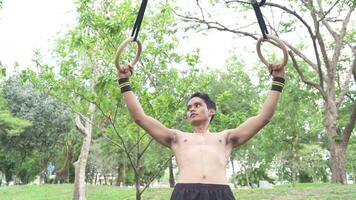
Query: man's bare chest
171 133 232 161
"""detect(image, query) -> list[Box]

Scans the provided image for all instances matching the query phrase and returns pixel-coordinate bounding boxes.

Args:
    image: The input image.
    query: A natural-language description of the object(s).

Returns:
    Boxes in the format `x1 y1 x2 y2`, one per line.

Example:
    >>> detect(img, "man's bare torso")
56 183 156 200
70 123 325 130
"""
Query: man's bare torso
171 131 233 184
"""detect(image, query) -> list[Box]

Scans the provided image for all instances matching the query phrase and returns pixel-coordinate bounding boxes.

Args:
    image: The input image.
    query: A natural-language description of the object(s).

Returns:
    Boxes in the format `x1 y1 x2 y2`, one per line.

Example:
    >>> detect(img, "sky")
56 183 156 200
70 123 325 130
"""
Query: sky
0 0 77 70
0 0 242 74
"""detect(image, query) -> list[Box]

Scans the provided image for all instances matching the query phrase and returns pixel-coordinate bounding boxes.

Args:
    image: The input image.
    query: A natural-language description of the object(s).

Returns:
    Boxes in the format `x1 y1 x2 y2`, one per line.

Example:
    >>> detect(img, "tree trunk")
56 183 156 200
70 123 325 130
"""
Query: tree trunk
104 174 107 185
230 158 238 189
243 165 251 188
94 172 98 185
329 141 347 183
291 130 298 188
116 165 123 186
55 146 73 183
123 159 126 186
73 103 95 200
168 156 175 188
39 169 46 184
73 127 92 200
135 128 141 200
135 127 141 200
325 93 347 184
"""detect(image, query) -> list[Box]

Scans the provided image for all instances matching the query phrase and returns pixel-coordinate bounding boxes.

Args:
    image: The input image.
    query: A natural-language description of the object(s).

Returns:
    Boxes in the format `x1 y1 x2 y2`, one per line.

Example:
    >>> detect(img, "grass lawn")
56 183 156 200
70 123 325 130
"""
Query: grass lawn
0 183 355 200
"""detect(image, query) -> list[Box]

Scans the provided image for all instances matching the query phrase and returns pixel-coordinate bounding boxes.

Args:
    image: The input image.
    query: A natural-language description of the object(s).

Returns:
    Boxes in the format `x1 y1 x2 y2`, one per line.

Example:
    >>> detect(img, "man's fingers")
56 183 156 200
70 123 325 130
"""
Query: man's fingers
119 64 130 72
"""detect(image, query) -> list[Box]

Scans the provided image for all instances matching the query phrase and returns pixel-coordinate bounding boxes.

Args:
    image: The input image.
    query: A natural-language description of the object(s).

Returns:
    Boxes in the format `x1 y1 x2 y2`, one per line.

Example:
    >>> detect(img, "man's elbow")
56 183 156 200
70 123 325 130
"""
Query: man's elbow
132 114 146 126
257 114 271 125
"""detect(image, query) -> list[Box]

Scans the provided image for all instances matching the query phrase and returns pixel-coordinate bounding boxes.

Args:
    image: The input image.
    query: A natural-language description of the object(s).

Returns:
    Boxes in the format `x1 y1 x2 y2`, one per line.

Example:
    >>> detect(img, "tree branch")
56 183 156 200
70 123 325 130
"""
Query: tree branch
223 0 326 88
138 138 155 160
308 0 332 71
78 93 138 176
283 41 320 73
290 52 326 100
195 0 206 21
331 7 354 67
318 0 340 23
317 0 339 40
75 114 87 136
336 56 355 108
139 155 173 195
174 11 258 40
225 0 316 39
343 100 356 146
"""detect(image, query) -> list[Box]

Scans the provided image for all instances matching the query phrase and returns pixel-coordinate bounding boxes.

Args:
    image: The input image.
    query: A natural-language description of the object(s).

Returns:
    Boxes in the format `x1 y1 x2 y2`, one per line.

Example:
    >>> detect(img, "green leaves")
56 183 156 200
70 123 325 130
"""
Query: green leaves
0 94 31 136
298 144 329 182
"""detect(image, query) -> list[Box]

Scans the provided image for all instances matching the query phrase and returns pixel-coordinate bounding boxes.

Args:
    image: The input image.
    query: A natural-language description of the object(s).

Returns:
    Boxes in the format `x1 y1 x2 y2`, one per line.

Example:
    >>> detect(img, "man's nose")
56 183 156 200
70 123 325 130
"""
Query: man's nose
189 107 196 112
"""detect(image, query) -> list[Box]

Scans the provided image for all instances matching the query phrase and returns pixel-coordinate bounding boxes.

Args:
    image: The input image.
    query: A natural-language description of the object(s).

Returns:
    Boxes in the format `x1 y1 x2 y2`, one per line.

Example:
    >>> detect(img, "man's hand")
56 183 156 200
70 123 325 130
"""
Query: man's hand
118 64 133 79
268 63 285 78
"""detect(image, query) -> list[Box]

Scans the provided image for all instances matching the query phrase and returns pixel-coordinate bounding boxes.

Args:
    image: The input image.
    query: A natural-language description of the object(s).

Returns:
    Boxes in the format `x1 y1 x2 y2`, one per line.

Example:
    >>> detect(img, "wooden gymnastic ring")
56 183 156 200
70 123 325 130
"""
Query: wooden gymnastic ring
256 34 288 68
115 37 142 71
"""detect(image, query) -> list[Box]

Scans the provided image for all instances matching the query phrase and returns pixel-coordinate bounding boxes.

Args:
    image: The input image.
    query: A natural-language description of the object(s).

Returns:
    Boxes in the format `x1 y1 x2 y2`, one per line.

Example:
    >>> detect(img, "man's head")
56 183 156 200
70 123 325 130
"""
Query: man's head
187 92 216 125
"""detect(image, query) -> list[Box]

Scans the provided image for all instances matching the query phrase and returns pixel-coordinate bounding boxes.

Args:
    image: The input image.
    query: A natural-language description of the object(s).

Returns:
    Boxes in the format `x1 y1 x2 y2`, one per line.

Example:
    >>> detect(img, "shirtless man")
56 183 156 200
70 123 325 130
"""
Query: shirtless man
118 63 285 200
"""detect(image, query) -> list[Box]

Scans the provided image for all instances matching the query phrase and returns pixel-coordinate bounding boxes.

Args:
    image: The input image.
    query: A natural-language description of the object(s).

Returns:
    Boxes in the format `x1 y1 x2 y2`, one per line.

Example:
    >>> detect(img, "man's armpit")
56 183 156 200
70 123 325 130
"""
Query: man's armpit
226 130 240 147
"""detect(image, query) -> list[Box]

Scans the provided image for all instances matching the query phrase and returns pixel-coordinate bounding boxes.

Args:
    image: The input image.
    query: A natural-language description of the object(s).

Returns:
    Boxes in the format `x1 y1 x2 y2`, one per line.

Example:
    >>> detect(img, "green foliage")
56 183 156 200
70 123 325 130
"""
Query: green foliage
0 95 31 136
0 79 32 184
346 138 356 181
16 156 39 184
2 77 73 184
298 144 329 183
209 54 259 132
233 164 274 187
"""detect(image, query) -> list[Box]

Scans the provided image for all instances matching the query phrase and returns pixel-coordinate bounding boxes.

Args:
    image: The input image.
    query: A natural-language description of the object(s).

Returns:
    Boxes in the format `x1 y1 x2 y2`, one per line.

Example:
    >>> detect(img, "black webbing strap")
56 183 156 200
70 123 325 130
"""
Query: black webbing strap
252 0 268 39
131 0 148 41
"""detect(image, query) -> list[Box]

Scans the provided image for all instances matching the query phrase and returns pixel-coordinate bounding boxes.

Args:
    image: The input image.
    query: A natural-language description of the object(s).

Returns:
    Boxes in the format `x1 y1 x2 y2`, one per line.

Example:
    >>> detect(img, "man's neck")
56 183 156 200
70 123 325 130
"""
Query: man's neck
192 123 210 134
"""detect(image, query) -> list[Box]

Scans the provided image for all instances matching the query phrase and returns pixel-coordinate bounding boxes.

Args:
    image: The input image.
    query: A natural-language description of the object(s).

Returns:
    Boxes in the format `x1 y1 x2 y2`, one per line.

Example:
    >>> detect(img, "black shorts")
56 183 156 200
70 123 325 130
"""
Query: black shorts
170 183 236 200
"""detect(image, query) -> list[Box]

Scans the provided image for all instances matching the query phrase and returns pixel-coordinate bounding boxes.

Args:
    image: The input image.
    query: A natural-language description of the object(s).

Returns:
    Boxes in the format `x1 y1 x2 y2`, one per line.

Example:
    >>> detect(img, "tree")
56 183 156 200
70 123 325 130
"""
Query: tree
0 65 31 185
0 95 30 138
178 0 355 184
3 77 72 184
0 94 31 185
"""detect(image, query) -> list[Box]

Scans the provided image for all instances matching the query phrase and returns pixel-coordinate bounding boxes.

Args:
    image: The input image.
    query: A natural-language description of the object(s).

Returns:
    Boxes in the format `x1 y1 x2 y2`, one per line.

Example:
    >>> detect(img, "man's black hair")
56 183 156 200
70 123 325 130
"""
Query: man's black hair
189 92 216 123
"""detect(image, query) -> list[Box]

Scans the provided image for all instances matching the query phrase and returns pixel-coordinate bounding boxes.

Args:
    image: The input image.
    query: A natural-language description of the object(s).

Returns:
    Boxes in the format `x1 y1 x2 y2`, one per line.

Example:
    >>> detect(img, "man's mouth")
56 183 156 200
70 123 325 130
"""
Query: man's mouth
190 113 197 118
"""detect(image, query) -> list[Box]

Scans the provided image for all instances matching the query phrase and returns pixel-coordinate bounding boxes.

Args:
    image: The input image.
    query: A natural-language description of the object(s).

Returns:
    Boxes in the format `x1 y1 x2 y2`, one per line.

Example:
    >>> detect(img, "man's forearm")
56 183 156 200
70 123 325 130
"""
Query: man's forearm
258 77 285 121
118 77 146 121
122 91 146 121
259 91 281 121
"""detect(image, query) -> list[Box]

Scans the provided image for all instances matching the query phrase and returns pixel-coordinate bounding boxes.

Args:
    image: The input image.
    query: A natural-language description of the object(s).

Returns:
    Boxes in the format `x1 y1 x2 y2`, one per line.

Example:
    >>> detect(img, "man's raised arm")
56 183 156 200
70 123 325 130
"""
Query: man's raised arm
227 64 285 148
118 64 176 148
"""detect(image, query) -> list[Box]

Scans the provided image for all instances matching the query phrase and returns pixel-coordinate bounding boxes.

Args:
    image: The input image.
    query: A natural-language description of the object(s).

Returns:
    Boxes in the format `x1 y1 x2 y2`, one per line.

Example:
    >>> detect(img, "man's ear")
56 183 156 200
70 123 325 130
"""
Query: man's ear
209 108 216 116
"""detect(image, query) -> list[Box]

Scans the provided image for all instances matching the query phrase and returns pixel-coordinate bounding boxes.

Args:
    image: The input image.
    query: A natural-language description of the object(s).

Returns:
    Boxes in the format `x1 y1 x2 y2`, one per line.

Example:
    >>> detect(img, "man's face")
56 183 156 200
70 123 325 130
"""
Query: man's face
186 97 215 125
